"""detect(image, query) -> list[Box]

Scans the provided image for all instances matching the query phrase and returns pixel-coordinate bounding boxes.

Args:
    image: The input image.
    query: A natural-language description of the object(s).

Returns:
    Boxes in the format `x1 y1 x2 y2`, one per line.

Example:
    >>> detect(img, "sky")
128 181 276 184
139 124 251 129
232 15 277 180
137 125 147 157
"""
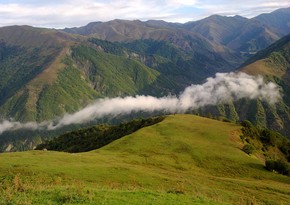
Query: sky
0 0 289 28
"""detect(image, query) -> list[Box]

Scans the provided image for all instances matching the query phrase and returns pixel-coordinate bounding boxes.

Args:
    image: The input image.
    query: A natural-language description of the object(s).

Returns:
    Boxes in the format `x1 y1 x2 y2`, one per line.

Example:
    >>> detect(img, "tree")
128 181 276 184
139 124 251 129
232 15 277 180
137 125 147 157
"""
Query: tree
265 159 290 175
242 144 255 155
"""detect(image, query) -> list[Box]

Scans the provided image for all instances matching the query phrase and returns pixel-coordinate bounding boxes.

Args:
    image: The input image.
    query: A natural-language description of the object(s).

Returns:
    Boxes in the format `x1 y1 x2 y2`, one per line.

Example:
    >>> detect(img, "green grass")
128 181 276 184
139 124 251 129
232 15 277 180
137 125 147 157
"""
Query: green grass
0 114 289 204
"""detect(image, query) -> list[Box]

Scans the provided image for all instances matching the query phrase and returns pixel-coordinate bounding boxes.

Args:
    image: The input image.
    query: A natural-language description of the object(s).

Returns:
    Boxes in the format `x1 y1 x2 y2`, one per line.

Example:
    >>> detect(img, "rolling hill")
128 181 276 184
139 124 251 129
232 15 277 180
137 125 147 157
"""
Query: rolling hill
0 115 289 204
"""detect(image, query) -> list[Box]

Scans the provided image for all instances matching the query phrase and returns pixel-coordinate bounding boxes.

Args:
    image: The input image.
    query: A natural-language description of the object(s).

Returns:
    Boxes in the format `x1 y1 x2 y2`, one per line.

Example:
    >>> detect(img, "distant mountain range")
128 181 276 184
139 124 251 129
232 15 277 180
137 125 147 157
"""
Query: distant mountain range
64 7 289 52
0 7 289 151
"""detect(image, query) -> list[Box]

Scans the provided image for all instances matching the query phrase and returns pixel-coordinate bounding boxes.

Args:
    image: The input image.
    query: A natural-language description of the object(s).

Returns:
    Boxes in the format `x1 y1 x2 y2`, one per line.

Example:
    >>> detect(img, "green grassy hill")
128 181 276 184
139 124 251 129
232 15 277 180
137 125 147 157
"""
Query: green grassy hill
0 115 289 204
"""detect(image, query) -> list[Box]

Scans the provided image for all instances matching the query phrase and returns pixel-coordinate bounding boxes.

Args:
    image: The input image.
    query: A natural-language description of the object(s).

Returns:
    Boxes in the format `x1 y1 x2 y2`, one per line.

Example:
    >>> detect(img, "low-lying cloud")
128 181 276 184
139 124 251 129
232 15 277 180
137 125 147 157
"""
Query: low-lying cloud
0 72 281 134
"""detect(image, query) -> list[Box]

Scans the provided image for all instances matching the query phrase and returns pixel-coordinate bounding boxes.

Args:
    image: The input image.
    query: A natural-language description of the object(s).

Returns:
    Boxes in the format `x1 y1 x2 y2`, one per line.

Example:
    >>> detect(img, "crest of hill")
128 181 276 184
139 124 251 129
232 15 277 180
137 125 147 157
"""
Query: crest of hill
0 114 289 204
0 25 82 47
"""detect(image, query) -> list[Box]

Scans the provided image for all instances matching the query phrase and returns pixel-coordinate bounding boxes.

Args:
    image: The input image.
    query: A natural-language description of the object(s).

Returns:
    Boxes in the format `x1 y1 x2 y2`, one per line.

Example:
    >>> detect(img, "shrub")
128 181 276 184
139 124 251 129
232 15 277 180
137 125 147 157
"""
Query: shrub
265 159 290 175
242 144 256 155
240 120 253 128
260 129 278 146
240 120 260 139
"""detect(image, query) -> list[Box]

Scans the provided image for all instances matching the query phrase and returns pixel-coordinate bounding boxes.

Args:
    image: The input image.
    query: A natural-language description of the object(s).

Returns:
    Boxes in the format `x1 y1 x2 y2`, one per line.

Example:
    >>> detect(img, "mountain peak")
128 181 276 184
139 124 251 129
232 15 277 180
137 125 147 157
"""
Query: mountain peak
254 7 290 35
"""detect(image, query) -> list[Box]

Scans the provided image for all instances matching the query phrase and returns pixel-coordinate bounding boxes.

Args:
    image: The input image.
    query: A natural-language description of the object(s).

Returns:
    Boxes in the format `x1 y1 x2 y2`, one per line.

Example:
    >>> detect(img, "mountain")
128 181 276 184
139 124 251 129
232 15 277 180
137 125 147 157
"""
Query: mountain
63 19 184 41
184 15 248 45
0 24 244 122
255 7 290 35
64 8 289 54
240 34 290 136
198 34 290 136
64 19 243 68
226 19 280 52
0 115 289 204
0 8 290 151
0 26 165 122
184 13 284 53
0 26 97 122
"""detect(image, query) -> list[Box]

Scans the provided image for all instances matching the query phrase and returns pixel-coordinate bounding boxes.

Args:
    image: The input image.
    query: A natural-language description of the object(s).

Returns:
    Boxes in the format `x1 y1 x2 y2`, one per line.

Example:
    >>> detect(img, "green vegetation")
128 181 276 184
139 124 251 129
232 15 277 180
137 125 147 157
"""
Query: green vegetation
36 116 165 152
0 115 289 204
242 144 256 155
265 159 290 175
0 41 61 107
0 57 98 122
71 44 160 97
202 34 290 136
88 38 126 56
122 39 232 82
0 36 163 123
241 34 290 67
36 59 98 121
240 120 290 175
0 26 289 154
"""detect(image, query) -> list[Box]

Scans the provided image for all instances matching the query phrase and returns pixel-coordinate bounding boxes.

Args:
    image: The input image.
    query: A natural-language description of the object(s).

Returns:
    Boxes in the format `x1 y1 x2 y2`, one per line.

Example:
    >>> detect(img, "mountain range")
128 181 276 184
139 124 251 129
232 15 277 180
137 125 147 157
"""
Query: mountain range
0 7 289 151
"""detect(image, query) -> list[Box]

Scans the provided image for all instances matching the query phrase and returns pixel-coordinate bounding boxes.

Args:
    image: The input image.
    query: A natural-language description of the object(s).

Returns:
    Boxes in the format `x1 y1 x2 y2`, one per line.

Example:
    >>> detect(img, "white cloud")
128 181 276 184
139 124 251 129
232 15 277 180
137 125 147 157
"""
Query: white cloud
0 72 281 134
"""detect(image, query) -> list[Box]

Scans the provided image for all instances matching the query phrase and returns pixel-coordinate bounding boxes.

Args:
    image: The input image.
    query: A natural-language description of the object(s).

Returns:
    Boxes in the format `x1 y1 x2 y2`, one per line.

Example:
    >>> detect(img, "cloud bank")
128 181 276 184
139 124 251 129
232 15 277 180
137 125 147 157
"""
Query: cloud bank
0 0 289 28
0 72 281 134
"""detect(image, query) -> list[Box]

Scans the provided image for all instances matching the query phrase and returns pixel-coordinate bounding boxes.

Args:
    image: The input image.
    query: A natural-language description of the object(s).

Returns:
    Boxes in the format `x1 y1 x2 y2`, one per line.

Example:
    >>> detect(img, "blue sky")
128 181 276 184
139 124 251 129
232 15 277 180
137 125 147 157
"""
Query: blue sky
0 0 289 28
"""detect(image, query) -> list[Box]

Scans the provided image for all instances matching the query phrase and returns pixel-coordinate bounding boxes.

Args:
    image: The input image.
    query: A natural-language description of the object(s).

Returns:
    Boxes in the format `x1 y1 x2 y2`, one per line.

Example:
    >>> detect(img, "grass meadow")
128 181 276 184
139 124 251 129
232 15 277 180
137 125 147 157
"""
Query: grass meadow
0 115 289 204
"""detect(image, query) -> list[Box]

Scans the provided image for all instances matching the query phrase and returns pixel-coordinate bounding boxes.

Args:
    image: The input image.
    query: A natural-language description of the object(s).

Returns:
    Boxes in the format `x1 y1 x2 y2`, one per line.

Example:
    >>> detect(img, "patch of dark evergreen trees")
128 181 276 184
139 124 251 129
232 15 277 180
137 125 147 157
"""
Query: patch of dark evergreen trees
36 116 165 153
240 120 290 176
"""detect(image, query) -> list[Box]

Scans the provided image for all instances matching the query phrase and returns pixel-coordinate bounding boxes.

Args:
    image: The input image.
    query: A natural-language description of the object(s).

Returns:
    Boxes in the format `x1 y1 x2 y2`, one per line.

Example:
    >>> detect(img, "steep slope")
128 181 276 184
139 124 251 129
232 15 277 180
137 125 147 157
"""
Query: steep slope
184 14 281 53
119 39 240 93
0 26 64 106
226 19 280 52
0 26 161 122
0 26 98 122
240 34 290 136
0 115 289 204
70 42 160 97
63 19 244 70
184 15 248 45
199 34 290 136
255 7 290 35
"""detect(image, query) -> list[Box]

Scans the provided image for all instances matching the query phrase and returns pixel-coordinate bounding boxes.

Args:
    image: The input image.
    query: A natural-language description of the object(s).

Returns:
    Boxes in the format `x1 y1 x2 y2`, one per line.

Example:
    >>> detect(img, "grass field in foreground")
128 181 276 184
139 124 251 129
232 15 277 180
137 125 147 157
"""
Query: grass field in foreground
0 114 289 204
